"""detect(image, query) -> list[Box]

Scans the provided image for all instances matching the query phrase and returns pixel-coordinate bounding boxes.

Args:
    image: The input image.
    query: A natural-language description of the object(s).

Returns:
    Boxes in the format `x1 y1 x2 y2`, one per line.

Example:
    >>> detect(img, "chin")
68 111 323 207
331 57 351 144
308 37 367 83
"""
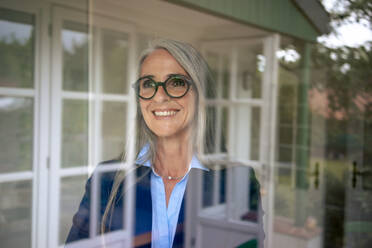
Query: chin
153 130 178 138
152 124 190 139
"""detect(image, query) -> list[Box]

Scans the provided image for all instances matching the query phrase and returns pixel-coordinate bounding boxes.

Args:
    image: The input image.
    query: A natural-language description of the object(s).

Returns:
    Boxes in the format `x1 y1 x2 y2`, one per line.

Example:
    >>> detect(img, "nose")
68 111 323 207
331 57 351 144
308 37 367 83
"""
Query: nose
152 85 170 102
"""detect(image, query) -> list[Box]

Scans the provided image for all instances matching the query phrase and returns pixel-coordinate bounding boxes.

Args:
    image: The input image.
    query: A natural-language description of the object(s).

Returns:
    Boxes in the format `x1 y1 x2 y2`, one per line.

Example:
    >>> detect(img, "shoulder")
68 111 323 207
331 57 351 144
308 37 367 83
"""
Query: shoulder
83 160 152 197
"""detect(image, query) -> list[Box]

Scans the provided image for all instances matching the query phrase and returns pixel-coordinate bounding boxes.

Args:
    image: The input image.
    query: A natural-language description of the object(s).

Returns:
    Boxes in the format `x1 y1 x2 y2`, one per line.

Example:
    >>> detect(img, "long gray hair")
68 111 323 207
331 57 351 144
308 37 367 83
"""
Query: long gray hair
136 39 209 163
101 39 212 234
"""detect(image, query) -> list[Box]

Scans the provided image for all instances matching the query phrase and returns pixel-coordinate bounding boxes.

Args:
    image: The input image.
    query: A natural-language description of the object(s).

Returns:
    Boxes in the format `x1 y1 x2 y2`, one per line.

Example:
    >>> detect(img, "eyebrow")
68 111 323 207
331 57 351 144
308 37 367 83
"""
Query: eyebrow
138 73 189 80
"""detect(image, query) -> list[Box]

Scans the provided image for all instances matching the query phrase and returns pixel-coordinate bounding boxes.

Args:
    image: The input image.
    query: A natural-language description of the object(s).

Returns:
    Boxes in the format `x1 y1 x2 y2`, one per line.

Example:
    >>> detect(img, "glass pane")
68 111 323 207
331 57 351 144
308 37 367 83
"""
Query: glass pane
204 52 230 99
236 44 263 99
219 167 226 204
205 106 216 154
0 8 35 88
230 166 260 223
233 105 260 161
98 170 124 234
0 180 32 248
102 29 129 94
62 21 89 92
61 99 88 168
0 97 33 173
278 84 297 125
251 107 260 161
278 146 293 163
220 107 229 153
202 170 215 208
362 120 372 190
274 173 324 245
221 56 230 99
276 44 298 167
101 101 127 161
204 52 218 99
279 126 294 146
273 40 327 248
59 175 89 244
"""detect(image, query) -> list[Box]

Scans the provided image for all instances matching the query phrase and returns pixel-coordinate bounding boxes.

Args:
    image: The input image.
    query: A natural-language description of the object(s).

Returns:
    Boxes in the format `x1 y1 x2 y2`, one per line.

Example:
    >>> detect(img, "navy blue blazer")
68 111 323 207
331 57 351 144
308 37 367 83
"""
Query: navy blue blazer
65 160 185 247
65 160 262 247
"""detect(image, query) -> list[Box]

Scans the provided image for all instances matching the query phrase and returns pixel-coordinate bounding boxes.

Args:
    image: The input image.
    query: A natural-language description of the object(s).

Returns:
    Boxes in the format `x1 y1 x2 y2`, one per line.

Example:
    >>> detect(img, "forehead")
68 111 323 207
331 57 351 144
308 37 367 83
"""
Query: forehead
140 49 187 77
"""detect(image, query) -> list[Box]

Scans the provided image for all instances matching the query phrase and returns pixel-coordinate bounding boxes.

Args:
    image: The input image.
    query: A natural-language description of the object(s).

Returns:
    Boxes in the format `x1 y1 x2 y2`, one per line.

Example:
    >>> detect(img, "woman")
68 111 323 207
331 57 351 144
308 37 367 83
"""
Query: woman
66 39 210 247
125 39 210 247
66 39 263 248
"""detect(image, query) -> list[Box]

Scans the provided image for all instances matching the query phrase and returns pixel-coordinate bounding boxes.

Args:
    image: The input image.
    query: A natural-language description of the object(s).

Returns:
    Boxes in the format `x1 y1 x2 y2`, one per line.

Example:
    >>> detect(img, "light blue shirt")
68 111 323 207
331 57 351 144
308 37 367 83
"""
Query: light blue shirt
136 145 208 248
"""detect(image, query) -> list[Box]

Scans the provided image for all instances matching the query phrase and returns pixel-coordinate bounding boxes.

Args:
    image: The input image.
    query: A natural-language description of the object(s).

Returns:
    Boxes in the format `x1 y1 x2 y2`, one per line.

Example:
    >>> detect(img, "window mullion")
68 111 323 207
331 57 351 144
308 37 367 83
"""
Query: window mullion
89 26 102 239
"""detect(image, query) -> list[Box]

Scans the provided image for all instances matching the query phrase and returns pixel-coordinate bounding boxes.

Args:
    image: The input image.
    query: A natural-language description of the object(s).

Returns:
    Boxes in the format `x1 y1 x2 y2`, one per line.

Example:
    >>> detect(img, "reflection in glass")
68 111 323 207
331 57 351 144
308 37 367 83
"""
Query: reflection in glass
205 106 216 154
0 180 32 248
230 166 259 223
0 97 33 173
137 33 151 58
273 41 328 248
202 170 215 208
219 167 226 204
102 29 129 94
62 21 88 92
202 166 227 212
276 82 297 165
234 105 260 161
220 107 229 153
0 8 34 88
205 52 218 99
59 175 88 244
251 107 260 161
204 52 230 99
101 101 127 161
97 170 124 235
274 177 295 220
61 99 88 168
221 56 230 99
236 44 263 99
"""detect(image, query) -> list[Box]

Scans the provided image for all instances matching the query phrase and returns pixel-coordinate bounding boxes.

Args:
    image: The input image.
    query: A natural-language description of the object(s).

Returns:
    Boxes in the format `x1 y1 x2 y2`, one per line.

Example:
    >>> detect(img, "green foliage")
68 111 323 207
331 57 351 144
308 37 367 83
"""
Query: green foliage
314 0 372 121
331 0 372 26
0 32 34 88
62 38 89 91
312 43 372 119
311 1 372 162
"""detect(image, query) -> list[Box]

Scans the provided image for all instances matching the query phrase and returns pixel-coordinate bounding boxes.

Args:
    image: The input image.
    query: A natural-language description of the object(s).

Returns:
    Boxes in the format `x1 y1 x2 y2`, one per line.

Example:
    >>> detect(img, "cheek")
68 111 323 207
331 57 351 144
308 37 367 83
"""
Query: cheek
139 102 150 122
139 100 147 114
184 96 197 121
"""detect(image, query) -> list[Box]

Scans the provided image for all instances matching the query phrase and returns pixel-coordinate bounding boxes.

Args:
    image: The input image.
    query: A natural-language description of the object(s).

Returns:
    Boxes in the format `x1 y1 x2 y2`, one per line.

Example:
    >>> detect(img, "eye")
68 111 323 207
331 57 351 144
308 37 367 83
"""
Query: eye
169 78 186 87
142 79 155 88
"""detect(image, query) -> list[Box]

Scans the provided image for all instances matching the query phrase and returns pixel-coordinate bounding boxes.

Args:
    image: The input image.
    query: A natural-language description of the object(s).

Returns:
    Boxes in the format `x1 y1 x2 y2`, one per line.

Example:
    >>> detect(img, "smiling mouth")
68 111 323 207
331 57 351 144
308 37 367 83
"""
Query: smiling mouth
153 110 179 117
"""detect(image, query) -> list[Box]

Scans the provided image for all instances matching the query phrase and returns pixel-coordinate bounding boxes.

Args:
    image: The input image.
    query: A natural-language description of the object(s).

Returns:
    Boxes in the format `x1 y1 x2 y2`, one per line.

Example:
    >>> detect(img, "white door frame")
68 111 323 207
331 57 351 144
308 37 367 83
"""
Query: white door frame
185 34 279 248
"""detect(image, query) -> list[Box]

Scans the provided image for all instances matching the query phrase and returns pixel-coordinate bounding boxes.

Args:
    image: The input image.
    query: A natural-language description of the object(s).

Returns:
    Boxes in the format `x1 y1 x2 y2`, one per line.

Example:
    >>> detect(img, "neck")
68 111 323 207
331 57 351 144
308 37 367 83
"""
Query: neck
154 130 193 178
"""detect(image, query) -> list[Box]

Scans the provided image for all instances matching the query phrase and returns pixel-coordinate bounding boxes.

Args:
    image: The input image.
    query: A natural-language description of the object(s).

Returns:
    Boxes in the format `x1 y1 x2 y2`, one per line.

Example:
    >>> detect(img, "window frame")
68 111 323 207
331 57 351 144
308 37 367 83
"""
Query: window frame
49 6 137 248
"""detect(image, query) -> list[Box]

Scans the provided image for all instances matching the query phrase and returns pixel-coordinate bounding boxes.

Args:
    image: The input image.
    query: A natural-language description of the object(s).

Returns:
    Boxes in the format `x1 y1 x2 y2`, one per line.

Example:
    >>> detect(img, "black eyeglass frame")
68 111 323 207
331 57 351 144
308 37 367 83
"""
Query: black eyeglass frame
132 74 192 100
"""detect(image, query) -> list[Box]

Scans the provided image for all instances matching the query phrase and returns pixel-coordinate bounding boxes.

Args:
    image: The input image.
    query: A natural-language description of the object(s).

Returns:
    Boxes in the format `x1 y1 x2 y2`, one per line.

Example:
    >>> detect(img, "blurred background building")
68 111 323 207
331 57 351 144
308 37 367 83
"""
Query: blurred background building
0 0 371 248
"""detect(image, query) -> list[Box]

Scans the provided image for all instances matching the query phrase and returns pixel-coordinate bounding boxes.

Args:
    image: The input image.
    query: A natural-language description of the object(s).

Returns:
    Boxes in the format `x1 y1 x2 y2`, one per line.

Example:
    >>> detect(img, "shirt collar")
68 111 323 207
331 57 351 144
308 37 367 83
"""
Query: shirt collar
135 144 209 171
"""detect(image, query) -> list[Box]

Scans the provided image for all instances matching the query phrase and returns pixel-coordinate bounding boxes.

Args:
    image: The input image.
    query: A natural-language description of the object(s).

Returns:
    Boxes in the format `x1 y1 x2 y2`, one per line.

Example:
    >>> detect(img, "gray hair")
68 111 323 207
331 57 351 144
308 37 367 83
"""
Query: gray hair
135 39 210 163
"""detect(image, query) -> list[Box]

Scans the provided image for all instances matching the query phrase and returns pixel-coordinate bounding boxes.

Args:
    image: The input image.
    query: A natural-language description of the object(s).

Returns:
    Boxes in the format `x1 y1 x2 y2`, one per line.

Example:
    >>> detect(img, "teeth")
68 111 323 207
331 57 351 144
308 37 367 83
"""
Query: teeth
154 110 177 117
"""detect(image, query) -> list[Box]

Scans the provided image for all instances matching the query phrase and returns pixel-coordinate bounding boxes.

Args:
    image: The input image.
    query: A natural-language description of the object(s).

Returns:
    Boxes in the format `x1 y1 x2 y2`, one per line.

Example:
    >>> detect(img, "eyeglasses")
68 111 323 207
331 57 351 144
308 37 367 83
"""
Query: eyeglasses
133 74 192 100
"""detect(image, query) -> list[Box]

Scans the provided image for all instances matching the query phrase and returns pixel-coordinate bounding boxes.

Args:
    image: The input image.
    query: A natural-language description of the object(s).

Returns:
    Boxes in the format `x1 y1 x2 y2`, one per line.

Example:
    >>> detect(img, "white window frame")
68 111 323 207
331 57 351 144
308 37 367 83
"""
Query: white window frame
49 6 137 248
0 2 49 248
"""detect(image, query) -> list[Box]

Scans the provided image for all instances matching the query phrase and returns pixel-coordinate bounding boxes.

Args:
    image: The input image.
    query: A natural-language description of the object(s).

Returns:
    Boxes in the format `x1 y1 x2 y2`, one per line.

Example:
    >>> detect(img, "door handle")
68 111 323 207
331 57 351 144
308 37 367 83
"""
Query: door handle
352 161 372 189
352 161 361 188
309 162 320 189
